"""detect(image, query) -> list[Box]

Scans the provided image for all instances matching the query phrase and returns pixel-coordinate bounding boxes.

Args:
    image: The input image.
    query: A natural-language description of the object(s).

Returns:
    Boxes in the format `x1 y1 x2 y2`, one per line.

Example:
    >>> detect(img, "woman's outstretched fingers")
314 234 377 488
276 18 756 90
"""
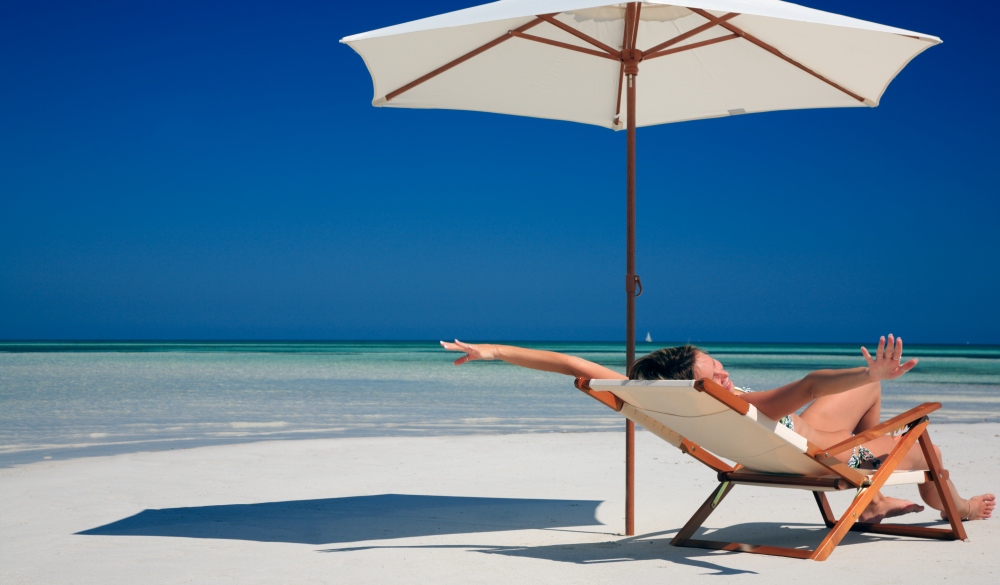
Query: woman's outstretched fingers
864 335 918 381
440 340 473 366
440 340 463 353
441 339 498 365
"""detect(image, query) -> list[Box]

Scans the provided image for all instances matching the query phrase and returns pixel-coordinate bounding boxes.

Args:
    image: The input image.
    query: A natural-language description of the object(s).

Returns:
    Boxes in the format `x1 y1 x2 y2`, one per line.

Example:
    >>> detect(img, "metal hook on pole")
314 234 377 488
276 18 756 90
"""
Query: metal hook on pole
626 273 643 297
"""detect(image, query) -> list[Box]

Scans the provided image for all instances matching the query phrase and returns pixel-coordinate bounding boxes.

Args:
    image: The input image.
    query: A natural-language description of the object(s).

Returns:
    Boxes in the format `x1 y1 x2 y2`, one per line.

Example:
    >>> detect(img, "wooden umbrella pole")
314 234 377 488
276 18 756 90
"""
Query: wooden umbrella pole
625 75 636 535
623 1 641 538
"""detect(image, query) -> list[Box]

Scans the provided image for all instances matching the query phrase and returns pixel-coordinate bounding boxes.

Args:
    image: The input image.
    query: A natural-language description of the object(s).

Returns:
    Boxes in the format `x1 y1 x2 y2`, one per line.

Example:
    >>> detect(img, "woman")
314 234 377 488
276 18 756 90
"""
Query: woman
441 334 994 523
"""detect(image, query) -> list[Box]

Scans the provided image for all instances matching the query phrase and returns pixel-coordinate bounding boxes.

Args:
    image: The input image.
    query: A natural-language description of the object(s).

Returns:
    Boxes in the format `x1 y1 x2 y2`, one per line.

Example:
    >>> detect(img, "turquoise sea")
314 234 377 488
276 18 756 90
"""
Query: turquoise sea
2 341 999 467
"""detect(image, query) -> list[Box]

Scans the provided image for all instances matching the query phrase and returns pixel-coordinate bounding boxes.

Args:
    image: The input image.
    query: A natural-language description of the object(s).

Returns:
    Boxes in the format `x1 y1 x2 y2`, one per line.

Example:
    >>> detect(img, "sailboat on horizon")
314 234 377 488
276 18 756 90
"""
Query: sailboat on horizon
645 332 652 343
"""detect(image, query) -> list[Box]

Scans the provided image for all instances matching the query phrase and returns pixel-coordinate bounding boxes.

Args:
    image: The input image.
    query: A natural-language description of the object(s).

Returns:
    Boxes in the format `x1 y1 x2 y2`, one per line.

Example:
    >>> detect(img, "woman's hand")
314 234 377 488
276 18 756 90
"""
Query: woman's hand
440 340 498 365
861 334 918 382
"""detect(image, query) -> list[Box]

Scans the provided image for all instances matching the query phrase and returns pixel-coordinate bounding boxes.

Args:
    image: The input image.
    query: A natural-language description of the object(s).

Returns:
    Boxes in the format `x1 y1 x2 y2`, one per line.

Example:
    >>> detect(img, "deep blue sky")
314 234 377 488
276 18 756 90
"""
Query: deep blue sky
1 1 997 343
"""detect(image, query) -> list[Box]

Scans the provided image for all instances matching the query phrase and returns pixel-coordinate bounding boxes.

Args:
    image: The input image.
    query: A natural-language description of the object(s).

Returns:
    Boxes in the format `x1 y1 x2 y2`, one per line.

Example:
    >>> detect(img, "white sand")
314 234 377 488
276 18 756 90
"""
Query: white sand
2 426 998 584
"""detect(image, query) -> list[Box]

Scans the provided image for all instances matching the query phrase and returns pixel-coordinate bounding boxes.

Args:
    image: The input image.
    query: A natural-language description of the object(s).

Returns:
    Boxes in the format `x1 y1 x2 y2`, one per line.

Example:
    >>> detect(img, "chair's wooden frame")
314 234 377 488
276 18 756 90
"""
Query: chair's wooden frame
575 377 969 561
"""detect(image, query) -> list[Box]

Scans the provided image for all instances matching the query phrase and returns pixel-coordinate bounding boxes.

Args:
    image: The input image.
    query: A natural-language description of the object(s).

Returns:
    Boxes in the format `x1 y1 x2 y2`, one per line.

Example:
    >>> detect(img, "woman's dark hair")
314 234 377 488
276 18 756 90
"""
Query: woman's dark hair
629 345 701 380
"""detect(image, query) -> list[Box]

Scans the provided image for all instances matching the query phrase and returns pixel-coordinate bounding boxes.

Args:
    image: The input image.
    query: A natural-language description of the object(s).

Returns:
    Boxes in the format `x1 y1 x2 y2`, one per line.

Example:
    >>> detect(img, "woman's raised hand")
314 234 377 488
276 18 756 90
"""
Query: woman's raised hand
861 334 918 382
440 340 498 365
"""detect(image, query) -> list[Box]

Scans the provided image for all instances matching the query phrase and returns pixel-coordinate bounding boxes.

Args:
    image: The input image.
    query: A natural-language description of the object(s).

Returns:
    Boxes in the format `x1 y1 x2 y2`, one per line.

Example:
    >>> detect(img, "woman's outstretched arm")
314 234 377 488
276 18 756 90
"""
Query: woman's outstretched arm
741 334 919 419
441 340 626 380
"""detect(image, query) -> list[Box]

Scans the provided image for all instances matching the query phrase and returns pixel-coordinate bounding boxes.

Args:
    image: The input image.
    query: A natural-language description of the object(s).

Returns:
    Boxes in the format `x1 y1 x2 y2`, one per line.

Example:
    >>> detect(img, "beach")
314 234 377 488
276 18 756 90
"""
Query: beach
2 428 998 583
2 342 999 582
3 0 993 580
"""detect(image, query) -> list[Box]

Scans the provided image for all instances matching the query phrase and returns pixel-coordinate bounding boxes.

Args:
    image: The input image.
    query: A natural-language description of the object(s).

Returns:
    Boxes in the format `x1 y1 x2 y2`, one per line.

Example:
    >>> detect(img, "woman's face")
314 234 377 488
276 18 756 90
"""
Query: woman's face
692 351 733 391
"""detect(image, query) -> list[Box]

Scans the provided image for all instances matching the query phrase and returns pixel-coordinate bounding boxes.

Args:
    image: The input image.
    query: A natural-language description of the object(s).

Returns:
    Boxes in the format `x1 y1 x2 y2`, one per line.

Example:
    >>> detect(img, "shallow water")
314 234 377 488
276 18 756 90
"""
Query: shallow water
1 341 998 466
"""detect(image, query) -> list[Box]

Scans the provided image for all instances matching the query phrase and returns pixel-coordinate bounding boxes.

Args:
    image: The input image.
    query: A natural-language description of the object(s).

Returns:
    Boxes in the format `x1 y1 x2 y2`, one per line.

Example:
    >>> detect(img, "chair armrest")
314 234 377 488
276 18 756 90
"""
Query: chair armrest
575 378 624 411
680 438 735 474
695 378 749 415
812 402 942 459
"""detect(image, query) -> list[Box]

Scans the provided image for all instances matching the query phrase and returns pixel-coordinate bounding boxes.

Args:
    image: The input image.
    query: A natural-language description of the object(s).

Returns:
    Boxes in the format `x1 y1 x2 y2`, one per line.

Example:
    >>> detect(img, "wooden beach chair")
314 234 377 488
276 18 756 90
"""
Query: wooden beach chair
575 377 968 561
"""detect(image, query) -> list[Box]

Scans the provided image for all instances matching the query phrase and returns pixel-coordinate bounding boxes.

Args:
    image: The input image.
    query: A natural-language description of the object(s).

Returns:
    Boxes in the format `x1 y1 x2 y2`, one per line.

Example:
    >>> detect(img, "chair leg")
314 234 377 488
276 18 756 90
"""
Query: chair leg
813 492 837 528
672 481 815 559
671 481 735 545
851 522 960 539
918 430 969 541
810 485 882 560
810 419 927 561
818 489 957 539
673 422 967 561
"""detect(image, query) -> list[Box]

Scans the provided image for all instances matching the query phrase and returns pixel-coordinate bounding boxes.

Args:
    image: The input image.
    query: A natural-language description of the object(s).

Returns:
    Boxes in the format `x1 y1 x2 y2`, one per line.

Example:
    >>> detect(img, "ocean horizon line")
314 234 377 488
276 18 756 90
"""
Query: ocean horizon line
2 339 999 359
2 339 999 347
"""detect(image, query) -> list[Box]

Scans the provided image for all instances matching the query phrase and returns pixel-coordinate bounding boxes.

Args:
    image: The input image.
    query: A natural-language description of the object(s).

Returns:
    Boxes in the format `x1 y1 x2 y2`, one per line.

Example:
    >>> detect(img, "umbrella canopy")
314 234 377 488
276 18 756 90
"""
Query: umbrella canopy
341 0 940 536
342 0 939 129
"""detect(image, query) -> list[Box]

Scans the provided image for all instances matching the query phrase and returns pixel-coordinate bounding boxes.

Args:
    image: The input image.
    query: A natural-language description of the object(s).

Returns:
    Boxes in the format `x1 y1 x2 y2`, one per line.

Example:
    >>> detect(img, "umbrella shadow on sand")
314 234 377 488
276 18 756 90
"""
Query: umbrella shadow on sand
76 494 604 545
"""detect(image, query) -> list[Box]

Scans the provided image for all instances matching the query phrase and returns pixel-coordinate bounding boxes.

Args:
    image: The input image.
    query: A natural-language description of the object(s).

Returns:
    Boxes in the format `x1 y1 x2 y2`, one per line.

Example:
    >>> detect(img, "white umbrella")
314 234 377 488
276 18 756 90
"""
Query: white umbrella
343 0 938 127
342 0 940 535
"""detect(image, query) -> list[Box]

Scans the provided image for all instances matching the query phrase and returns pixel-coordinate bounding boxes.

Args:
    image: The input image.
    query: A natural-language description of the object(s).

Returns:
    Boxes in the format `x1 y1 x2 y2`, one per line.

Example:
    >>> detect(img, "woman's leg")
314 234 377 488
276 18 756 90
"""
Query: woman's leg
798 382 927 522
844 435 995 521
909 443 994 520
741 379 882 433
798 381 881 434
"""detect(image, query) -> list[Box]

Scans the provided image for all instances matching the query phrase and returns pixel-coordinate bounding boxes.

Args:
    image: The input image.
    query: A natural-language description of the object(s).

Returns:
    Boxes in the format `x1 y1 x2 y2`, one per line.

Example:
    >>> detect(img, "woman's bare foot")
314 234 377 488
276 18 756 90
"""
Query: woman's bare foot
859 495 924 523
941 494 996 521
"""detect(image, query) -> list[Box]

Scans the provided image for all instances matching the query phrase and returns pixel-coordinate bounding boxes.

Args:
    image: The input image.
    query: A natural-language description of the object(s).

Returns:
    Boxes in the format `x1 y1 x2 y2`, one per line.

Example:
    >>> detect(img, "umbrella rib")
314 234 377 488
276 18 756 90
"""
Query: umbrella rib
643 12 738 55
688 8 867 103
383 16 550 102
622 3 634 50
644 33 740 60
631 3 642 49
615 3 638 129
510 31 619 60
538 14 621 57
613 62 625 126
